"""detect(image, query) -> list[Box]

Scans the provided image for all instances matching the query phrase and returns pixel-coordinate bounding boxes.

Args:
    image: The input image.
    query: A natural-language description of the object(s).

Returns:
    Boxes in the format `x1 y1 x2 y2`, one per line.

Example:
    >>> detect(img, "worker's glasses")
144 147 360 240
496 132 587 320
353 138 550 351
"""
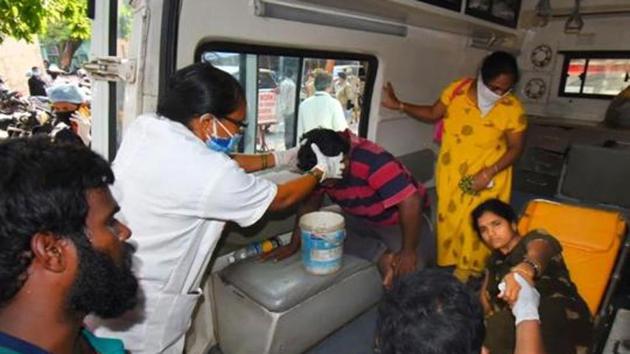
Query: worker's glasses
220 116 248 129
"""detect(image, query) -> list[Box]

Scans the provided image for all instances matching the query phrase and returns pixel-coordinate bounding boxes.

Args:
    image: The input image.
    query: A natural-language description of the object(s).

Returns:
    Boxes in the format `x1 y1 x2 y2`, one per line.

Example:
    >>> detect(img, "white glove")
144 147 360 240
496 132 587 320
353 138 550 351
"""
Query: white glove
311 143 345 181
272 146 299 168
499 272 540 326
69 112 91 146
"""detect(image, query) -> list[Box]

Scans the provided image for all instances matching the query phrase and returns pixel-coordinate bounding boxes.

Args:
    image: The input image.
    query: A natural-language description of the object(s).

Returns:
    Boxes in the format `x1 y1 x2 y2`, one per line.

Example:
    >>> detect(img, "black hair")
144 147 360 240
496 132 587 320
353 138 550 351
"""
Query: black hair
376 269 485 354
471 198 517 237
0 137 114 306
480 51 520 85
337 71 347 79
297 129 350 171
157 62 245 127
285 69 294 78
314 71 332 91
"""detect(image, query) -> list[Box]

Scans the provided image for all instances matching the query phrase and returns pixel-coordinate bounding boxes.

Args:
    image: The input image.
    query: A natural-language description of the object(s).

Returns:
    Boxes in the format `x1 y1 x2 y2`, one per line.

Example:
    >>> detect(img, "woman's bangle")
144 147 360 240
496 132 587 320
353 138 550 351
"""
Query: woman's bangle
492 164 499 174
398 101 405 112
522 258 542 278
510 263 535 280
261 153 268 169
305 169 322 183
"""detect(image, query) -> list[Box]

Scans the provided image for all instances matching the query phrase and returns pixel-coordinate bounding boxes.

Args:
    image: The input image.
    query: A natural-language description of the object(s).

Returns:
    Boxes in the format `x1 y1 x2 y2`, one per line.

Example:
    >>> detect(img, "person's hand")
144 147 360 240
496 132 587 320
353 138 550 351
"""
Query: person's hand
498 271 522 306
272 146 299 169
381 82 401 110
393 248 417 277
260 240 300 262
311 143 345 181
69 112 91 146
471 167 495 192
499 272 540 325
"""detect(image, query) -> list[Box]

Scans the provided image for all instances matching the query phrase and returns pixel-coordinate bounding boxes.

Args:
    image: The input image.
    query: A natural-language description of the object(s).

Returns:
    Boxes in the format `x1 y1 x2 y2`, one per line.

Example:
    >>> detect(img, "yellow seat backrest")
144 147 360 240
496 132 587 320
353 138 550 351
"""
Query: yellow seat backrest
517 199 627 315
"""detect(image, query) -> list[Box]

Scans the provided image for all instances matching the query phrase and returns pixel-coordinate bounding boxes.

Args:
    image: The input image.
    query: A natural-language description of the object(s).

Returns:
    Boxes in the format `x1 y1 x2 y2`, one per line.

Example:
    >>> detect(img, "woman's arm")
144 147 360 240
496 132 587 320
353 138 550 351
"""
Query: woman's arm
515 320 547 354
231 153 275 173
267 170 322 212
471 130 526 192
232 146 299 173
381 82 445 123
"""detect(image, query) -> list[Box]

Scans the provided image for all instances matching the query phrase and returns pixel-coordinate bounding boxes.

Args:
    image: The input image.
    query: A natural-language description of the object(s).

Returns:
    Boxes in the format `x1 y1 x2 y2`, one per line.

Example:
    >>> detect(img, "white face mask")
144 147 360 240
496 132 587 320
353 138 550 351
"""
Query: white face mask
477 76 509 117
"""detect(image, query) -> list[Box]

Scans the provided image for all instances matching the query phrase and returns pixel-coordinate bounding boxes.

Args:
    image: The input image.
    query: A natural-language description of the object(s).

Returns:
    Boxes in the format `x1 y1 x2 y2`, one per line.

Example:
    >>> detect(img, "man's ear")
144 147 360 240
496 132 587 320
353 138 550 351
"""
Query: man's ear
31 232 69 273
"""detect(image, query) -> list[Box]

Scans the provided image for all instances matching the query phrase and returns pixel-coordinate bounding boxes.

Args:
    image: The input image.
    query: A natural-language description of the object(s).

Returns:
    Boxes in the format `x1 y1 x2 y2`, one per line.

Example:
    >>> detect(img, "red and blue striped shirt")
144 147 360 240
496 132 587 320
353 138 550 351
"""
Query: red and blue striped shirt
319 131 426 226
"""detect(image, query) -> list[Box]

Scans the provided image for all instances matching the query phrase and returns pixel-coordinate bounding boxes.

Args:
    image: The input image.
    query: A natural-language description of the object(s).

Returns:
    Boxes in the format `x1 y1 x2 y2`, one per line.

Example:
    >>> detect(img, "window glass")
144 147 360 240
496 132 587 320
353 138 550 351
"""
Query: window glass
563 59 586 94
559 52 630 98
200 46 375 153
115 0 133 148
583 59 630 95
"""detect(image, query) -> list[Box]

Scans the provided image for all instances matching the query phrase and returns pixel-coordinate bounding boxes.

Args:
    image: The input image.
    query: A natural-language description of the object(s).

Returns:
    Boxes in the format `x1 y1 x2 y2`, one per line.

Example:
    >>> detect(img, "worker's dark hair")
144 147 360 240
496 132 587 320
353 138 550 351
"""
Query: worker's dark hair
480 51 520 84
471 198 518 237
297 129 350 171
157 62 245 127
376 269 485 354
0 137 114 306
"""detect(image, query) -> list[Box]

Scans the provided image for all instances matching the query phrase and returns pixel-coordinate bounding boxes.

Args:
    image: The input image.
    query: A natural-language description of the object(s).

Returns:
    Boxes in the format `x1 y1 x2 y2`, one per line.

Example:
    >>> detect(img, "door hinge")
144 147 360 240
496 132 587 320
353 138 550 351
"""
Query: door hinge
83 57 136 83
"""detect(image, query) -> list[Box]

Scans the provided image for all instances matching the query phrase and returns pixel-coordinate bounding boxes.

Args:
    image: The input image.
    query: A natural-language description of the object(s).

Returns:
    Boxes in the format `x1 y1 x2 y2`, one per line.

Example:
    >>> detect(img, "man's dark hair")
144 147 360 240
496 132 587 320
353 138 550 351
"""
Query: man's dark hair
157 62 245 127
480 51 520 85
297 129 350 171
337 71 347 80
376 269 485 354
314 71 333 91
471 198 517 237
0 137 114 306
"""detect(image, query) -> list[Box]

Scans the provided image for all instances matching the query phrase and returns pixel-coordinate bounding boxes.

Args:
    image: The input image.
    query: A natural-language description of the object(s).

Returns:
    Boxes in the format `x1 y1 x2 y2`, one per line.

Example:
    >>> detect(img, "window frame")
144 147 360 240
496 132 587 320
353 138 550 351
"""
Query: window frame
194 41 379 139
558 50 630 100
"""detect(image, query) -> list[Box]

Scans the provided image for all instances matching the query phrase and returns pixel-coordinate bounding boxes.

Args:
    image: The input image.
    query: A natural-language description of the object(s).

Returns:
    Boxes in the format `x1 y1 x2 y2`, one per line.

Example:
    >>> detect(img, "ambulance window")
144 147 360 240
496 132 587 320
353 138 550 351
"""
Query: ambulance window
198 43 376 153
559 51 630 99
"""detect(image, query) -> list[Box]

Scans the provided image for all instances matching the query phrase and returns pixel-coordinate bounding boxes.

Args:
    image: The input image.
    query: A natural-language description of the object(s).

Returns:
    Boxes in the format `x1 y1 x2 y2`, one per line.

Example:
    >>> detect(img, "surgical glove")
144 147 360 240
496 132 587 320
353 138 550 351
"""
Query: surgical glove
499 272 540 326
311 143 345 181
70 112 91 146
272 146 299 168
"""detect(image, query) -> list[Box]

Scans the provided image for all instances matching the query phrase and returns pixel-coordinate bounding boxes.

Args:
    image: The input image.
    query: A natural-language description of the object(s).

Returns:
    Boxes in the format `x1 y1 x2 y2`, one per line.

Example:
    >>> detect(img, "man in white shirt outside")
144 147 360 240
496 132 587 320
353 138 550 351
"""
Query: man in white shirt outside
296 70 348 139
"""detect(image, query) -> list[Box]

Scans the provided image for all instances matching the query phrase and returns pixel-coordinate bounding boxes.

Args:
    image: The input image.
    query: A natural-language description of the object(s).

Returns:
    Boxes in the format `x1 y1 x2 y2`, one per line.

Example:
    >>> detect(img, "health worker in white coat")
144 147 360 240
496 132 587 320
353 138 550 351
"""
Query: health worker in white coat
88 62 344 353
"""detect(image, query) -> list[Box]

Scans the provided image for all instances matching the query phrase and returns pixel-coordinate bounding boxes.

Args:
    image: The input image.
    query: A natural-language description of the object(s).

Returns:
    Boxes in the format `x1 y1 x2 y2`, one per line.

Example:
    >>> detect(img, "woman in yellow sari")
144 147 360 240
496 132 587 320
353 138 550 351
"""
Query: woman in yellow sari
381 51 527 281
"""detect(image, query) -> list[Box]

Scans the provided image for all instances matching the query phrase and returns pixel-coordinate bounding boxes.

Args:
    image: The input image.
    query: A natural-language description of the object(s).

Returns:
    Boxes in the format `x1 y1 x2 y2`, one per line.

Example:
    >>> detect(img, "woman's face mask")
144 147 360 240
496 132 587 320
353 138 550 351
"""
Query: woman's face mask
205 117 242 153
477 76 511 117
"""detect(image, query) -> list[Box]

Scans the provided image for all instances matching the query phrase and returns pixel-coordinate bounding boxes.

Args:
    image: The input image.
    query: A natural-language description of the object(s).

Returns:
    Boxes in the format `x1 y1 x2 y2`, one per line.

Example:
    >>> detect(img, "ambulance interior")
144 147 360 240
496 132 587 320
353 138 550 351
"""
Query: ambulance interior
94 0 630 352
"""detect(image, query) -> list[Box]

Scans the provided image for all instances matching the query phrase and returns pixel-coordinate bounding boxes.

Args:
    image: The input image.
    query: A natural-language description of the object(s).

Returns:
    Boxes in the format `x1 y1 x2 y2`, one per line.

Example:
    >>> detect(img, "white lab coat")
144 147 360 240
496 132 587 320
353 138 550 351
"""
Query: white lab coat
88 114 277 353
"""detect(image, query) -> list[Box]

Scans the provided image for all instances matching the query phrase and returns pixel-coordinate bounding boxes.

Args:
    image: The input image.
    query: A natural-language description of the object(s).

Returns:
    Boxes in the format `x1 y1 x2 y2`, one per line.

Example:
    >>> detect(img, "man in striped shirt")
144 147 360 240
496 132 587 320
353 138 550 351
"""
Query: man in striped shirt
264 128 427 288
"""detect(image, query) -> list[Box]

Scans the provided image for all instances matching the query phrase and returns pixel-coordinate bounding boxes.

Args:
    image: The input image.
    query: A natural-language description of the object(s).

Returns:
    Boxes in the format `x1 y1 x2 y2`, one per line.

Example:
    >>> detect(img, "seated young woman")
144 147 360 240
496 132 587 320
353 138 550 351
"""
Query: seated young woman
471 198 592 354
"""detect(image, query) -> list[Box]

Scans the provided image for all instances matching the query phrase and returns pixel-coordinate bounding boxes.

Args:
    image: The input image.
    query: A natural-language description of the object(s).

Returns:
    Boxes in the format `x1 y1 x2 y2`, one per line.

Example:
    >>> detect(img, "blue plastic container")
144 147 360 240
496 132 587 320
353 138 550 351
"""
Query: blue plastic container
299 211 346 275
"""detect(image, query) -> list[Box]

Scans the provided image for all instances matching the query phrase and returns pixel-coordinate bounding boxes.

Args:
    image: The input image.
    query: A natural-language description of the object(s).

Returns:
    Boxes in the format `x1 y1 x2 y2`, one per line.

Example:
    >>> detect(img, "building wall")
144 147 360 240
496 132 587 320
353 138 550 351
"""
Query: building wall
0 37 44 95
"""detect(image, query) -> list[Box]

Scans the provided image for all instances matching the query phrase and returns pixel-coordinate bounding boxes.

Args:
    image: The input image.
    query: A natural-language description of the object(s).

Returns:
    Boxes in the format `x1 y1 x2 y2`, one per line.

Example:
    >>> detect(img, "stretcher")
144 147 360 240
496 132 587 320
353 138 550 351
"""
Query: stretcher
517 199 629 321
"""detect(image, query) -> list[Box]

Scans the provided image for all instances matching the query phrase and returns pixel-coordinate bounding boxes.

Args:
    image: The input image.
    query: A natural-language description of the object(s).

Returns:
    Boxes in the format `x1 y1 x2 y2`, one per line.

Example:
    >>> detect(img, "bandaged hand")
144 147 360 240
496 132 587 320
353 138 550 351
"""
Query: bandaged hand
311 143 345 181
499 272 540 326
272 146 299 168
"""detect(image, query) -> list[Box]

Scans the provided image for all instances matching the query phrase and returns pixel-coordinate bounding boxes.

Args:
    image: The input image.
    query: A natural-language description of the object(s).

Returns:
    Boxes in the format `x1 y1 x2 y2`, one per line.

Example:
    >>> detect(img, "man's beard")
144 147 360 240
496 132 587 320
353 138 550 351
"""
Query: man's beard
67 237 139 318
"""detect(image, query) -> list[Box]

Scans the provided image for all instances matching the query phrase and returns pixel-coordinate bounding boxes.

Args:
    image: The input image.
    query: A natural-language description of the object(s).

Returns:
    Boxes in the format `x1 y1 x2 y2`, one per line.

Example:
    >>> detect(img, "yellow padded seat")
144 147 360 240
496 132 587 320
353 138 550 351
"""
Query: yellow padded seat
517 199 627 315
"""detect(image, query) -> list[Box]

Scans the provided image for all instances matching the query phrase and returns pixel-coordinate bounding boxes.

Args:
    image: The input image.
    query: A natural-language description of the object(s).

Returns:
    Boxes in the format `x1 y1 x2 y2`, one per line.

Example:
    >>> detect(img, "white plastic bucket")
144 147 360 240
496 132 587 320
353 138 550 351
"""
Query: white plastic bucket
299 211 346 275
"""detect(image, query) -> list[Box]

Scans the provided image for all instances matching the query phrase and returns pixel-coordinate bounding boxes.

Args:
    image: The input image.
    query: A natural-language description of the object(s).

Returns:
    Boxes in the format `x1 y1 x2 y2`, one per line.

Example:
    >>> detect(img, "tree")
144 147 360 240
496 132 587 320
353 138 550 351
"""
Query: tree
39 0 91 71
0 1 47 43
0 0 90 71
